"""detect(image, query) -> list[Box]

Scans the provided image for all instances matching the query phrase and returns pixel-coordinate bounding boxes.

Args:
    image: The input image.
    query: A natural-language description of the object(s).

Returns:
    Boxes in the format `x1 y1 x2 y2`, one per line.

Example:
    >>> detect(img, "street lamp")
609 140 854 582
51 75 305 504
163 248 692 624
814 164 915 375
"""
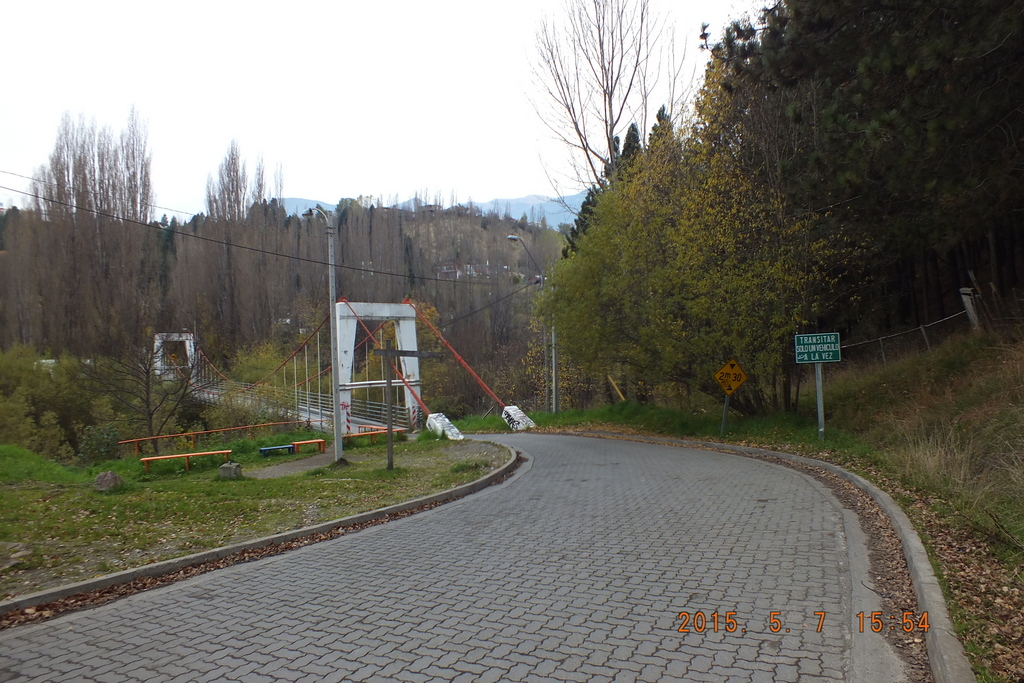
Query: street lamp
506 234 542 282
304 207 345 461
508 234 559 413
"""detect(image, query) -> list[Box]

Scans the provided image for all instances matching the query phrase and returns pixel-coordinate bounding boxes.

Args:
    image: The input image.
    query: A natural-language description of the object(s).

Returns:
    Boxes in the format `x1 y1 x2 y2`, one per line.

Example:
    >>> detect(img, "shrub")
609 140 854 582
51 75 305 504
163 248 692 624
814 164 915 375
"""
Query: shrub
429 395 470 420
77 423 122 464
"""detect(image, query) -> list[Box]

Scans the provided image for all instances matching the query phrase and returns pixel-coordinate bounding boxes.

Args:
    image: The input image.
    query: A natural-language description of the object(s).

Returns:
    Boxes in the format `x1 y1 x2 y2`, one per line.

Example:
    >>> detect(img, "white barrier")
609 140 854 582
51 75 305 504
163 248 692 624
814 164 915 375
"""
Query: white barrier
501 405 536 431
426 413 464 440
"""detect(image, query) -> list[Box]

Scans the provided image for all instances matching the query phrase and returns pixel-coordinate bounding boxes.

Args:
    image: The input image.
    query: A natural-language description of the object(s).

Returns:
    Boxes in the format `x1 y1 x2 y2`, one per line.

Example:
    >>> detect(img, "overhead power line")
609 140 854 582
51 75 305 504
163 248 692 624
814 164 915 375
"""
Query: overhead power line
0 181 515 288
1 168 203 222
442 281 540 328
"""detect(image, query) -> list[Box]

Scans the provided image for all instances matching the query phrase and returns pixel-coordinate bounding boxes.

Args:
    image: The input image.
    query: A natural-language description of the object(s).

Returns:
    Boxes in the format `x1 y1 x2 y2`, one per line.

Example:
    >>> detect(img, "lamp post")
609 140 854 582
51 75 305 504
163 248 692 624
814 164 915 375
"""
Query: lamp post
508 234 558 413
305 207 345 461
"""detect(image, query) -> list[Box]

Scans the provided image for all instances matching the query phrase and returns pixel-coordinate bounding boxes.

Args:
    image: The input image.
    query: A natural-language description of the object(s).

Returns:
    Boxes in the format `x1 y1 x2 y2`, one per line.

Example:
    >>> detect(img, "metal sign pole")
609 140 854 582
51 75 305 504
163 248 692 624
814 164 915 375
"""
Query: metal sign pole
720 393 731 437
815 361 825 440
385 341 394 470
373 345 441 471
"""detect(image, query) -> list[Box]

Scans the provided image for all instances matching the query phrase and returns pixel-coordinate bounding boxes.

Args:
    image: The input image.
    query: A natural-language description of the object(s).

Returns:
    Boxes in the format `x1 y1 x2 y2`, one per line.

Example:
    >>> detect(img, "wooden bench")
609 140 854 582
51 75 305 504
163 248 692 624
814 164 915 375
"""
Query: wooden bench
140 450 232 472
259 444 296 458
292 439 326 454
344 428 405 445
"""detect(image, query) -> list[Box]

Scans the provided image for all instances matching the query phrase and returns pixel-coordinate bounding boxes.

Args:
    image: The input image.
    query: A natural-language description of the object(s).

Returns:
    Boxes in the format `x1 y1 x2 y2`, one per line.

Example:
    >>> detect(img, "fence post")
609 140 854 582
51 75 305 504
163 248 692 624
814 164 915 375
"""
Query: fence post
960 288 981 330
920 325 930 350
879 339 887 365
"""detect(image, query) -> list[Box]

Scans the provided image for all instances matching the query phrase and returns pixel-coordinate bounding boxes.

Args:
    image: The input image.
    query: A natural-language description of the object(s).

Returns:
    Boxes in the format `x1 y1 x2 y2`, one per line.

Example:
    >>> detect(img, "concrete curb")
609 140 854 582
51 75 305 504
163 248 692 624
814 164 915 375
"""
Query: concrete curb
583 432 976 683
0 443 521 616
700 442 977 683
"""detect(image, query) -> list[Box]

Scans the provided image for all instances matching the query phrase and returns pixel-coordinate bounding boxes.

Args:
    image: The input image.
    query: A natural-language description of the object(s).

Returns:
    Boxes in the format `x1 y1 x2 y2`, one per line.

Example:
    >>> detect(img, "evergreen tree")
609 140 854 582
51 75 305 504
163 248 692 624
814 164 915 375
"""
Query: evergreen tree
562 187 599 258
620 123 643 170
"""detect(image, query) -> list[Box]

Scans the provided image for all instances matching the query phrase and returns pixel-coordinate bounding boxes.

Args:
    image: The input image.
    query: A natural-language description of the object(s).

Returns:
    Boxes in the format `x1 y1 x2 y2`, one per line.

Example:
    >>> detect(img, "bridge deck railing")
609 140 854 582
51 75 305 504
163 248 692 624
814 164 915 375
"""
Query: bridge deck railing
191 359 415 434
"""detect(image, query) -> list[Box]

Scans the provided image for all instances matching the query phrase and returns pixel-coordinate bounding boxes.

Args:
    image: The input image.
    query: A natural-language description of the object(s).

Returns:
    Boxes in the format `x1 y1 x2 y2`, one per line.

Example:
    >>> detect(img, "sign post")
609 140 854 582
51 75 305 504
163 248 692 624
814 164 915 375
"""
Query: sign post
374 342 442 469
794 333 842 439
714 359 748 437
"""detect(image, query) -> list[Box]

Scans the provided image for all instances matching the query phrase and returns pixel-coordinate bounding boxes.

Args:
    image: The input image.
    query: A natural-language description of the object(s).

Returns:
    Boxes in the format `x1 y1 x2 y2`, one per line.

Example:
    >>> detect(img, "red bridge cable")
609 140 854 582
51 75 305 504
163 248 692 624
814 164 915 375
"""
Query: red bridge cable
404 299 506 408
194 314 332 390
251 314 332 389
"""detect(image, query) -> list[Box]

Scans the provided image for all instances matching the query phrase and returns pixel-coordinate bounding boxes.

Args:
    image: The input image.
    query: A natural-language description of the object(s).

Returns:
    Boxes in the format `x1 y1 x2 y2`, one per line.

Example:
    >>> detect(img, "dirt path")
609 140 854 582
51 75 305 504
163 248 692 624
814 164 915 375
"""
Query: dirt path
246 449 337 479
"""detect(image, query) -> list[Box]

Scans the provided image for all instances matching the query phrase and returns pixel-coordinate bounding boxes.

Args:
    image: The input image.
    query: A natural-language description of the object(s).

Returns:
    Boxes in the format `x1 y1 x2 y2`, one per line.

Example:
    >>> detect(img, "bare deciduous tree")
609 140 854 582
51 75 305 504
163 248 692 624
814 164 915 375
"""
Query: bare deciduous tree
206 140 248 223
18 111 156 354
119 107 153 226
534 0 659 187
250 155 266 209
80 339 198 450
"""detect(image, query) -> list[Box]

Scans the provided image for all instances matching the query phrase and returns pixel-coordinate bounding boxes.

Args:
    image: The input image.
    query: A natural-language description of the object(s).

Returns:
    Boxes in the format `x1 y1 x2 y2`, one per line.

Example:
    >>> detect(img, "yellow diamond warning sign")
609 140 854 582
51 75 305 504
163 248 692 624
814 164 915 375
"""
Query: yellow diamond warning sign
715 359 747 395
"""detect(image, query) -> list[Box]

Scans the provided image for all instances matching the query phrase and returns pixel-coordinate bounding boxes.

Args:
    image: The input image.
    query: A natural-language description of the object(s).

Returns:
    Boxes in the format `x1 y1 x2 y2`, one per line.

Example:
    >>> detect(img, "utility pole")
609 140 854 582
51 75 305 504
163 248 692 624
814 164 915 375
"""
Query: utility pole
551 327 559 412
305 207 345 461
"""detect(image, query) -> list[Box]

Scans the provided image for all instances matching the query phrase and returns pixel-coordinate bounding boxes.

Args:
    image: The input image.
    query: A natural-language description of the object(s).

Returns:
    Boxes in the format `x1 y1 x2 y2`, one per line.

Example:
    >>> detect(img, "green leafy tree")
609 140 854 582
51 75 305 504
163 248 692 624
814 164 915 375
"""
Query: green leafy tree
562 187 599 258
545 58 853 413
0 346 94 460
620 123 643 169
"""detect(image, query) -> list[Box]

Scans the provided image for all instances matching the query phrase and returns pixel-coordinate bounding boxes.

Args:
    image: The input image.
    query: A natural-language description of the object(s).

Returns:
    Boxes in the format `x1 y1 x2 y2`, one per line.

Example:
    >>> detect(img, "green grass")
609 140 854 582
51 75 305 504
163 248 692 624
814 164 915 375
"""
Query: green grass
450 459 489 474
453 414 511 433
0 445 92 484
456 401 868 456
533 402 720 435
0 435 510 599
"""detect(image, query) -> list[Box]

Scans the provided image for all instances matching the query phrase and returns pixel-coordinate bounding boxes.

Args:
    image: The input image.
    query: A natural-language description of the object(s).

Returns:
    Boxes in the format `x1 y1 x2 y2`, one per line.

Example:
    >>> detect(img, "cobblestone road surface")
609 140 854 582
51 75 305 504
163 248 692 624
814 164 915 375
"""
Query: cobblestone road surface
0 434 903 682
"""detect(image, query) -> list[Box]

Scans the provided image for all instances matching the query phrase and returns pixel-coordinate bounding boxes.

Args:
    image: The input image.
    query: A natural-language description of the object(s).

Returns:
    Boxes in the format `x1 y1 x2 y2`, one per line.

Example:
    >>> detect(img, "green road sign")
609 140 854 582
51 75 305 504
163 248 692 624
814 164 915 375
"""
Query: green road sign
795 333 842 364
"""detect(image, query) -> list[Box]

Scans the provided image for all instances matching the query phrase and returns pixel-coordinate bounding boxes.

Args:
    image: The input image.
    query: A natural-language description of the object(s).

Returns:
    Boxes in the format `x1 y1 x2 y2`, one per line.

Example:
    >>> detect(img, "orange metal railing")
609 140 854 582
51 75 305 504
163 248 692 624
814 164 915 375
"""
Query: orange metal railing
118 420 326 455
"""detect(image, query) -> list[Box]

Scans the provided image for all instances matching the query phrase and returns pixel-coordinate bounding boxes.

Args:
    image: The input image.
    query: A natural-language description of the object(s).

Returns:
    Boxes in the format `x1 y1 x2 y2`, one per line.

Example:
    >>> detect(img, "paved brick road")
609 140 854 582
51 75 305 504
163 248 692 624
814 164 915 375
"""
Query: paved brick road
0 435 902 682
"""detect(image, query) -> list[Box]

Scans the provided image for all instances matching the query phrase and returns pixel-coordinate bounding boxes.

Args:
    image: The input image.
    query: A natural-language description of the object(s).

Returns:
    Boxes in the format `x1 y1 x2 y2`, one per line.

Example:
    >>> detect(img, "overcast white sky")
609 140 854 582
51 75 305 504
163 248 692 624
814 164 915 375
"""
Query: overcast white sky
0 0 760 219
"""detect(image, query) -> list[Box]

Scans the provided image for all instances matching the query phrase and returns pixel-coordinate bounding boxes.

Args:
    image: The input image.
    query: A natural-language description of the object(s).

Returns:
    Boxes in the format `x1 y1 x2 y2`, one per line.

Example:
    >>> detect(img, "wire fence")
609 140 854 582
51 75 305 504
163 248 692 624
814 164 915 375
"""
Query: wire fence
982 288 1024 333
840 310 972 366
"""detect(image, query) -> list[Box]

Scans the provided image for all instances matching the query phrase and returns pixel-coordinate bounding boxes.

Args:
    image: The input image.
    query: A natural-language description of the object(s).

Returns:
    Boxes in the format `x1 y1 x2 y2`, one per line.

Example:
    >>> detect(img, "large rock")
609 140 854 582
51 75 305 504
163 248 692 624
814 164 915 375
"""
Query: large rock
219 462 242 480
0 542 31 570
94 471 124 492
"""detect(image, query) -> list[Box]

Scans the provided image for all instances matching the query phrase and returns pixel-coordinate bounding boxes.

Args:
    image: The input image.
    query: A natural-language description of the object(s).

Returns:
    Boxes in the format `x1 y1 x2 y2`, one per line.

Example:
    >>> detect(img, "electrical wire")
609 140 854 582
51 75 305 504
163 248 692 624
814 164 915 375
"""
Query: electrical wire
1 169 548 326
0 180 514 288
1 168 200 222
442 281 540 328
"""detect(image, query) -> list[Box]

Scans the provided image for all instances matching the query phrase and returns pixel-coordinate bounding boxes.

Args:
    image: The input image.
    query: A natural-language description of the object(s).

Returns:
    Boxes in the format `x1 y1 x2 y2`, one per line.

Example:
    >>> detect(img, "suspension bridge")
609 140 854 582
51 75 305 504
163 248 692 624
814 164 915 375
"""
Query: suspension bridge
154 299 534 441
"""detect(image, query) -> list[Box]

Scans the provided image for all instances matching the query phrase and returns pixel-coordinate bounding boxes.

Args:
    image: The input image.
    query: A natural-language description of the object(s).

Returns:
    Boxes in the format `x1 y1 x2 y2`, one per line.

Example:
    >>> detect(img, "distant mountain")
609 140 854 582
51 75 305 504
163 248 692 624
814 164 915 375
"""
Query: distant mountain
282 198 336 216
281 192 587 229
471 192 586 229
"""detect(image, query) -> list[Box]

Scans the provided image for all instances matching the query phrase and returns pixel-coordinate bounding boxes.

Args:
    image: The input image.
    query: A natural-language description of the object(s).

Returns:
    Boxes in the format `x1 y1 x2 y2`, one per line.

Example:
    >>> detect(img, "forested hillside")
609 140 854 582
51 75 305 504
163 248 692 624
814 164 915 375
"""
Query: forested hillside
544 0 1024 414
0 115 561 455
